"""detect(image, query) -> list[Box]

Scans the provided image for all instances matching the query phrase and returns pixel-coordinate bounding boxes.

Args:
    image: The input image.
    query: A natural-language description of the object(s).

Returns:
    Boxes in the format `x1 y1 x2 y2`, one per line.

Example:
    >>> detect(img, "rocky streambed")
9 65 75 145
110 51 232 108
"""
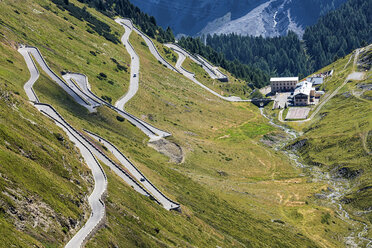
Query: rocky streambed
260 108 372 247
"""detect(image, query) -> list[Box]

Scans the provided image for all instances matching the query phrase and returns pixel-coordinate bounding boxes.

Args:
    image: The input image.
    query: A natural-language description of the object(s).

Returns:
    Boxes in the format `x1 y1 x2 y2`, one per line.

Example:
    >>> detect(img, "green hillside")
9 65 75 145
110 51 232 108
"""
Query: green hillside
0 48 92 246
263 44 372 244
181 56 252 99
0 0 370 247
290 46 372 230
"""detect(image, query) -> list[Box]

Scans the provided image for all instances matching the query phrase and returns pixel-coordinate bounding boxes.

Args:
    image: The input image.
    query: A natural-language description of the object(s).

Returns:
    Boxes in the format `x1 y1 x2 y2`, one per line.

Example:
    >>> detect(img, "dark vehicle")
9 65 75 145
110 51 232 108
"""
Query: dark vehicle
140 178 145 182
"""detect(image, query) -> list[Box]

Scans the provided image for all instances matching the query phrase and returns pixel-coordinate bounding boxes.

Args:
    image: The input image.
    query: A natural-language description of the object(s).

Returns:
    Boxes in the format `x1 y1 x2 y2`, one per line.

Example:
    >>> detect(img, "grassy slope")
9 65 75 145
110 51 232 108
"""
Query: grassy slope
32 42 319 248
262 47 372 244
0 0 131 104
122 30 354 247
264 47 372 244
292 47 372 239
155 41 178 66
0 0 359 247
0 45 92 246
182 56 252 99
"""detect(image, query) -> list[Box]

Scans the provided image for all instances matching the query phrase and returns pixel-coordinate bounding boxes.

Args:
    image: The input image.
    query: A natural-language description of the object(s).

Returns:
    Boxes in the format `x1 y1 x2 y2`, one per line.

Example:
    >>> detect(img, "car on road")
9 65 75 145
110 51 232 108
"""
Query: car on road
140 178 145 182
133 74 136 77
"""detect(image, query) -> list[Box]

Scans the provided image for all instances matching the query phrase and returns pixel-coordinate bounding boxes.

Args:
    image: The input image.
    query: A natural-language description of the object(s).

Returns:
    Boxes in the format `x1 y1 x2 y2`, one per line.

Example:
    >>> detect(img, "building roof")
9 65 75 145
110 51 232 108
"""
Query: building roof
307 77 324 85
294 81 312 96
270 77 299 82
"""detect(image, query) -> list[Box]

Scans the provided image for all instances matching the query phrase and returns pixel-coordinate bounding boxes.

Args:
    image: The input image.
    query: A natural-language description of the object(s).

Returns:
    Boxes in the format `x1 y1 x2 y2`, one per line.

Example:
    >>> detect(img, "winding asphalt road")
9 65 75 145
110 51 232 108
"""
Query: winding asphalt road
165 44 196 78
114 19 140 110
164 44 250 102
165 43 228 80
19 46 97 112
62 73 103 104
165 43 216 78
115 18 180 74
104 18 172 140
18 45 107 248
62 73 101 108
85 130 180 211
21 42 170 140
63 73 180 210
18 44 178 247
64 72 170 140
115 18 249 103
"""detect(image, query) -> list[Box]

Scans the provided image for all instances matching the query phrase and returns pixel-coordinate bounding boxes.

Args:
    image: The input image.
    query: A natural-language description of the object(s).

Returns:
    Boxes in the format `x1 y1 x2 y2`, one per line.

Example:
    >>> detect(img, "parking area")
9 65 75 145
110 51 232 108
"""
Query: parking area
285 107 310 120
272 92 291 109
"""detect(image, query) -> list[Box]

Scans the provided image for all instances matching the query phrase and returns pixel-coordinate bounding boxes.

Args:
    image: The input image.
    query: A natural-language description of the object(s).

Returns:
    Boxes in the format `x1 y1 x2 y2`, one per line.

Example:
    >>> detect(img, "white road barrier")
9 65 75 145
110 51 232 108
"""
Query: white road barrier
85 130 180 211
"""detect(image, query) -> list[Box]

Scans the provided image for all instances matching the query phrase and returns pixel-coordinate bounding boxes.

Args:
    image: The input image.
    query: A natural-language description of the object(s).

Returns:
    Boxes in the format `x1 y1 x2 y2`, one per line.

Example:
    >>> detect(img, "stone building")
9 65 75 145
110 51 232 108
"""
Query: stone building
270 77 299 93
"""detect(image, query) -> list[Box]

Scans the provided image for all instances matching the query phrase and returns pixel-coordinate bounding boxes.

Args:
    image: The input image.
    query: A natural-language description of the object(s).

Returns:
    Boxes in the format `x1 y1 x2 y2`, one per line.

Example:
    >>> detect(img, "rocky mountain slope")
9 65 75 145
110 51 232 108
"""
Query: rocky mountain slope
130 0 347 37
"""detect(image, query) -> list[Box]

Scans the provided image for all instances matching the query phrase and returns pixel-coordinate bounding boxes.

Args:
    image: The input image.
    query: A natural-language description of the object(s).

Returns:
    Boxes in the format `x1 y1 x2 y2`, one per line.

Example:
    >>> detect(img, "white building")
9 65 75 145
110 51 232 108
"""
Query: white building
293 81 314 106
270 77 299 93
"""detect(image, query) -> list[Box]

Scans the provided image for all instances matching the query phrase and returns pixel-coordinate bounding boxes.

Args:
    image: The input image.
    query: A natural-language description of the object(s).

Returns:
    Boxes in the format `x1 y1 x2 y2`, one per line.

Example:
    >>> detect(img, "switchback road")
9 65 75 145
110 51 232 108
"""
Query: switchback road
19 46 107 248
18 44 178 247
164 44 250 102
86 130 180 211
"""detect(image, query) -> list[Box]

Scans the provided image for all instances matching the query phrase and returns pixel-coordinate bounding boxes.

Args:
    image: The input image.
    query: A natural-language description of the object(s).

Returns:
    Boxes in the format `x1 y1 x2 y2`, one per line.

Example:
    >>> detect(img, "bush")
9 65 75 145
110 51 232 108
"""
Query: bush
321 213 331 225
97 72 107 80
116 116 125 122
250 90 264 99
51 0 119 43
53 133 64 141
163 47 171 54
116 64 127 72
101 95 112 103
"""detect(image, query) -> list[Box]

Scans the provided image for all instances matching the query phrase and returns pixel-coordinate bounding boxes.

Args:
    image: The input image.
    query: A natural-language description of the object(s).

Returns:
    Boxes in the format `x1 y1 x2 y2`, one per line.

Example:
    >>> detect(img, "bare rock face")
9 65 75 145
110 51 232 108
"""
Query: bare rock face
287 139 308 151
130 0 347 38
335 167 363 180
148 138 184 164
2 186 89 241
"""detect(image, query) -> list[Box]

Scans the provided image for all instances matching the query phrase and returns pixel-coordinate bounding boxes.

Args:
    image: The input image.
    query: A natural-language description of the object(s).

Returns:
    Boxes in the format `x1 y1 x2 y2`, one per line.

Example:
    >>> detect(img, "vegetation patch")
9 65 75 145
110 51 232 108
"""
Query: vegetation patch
183 57 251 99
321 212 331 225
51 0 119 43
116 115 125 122
222 122 275 141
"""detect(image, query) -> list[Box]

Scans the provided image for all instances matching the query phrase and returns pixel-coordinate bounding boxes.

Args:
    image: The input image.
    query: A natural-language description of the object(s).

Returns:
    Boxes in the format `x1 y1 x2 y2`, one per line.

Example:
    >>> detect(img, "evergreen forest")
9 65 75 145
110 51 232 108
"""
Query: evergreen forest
180 0 370 85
